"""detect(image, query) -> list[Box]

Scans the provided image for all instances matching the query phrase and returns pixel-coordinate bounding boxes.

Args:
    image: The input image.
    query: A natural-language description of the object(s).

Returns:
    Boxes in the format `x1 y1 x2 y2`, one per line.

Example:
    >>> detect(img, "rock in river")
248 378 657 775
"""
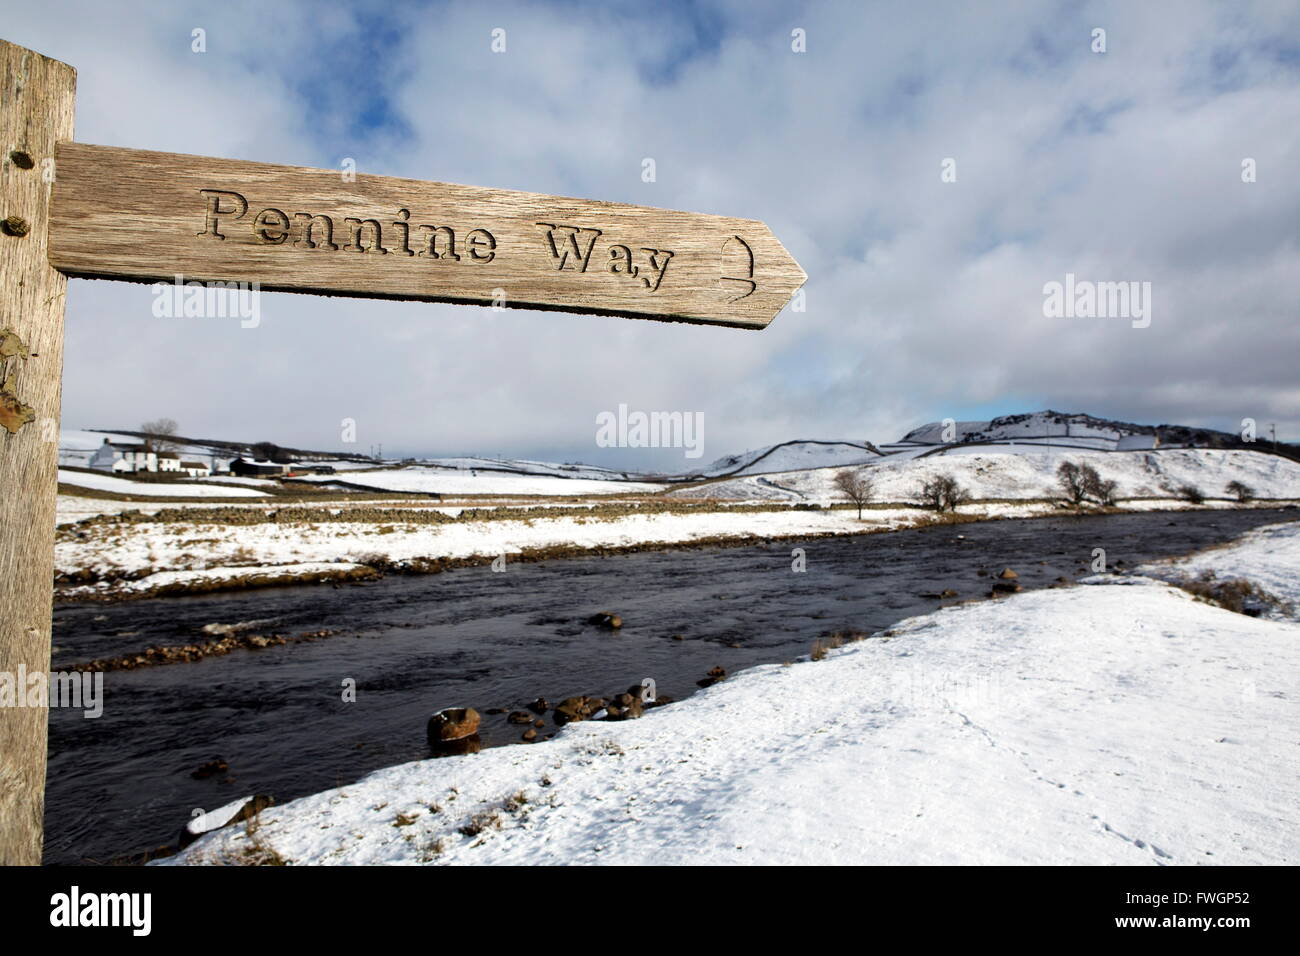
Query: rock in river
427 706 481 743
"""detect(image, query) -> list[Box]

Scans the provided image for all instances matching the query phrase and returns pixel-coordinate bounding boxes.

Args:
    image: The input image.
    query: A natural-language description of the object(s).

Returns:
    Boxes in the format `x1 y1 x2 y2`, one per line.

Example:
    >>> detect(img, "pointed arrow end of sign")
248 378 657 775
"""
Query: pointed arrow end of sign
759 230 806 328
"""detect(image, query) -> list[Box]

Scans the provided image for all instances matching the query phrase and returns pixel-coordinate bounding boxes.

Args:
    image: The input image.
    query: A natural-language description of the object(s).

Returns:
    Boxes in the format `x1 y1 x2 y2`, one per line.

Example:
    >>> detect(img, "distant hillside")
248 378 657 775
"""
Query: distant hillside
696 410 1297 483
899 410 1295 458
701 439 882 478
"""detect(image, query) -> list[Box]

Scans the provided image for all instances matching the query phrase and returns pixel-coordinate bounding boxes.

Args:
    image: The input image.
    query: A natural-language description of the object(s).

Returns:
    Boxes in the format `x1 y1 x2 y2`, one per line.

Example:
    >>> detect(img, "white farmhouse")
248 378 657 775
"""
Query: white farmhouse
89 438 157 473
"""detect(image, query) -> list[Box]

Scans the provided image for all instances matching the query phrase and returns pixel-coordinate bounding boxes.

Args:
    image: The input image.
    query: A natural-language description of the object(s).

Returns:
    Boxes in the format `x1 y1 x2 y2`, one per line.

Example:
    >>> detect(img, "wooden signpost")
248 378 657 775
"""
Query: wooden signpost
0 37 804 864
50 143 805 329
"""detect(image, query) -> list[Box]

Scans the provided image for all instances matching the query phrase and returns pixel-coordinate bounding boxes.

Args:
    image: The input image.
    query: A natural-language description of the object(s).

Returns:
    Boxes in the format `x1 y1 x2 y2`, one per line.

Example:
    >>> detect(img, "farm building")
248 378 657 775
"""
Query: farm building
229 458 288 477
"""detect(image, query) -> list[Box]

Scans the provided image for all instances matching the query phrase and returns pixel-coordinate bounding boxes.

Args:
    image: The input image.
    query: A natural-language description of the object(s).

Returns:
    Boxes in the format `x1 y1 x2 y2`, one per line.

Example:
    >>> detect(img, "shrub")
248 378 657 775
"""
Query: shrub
1225 480 1255 503
1178 484 1206 504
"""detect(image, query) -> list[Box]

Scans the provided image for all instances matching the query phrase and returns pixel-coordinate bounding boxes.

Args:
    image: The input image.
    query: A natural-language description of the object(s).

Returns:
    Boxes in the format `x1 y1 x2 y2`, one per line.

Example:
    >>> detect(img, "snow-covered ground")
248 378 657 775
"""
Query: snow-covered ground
57 469 270 498
679 449 1300 503
1137 521 1300 618
163 522 1300 866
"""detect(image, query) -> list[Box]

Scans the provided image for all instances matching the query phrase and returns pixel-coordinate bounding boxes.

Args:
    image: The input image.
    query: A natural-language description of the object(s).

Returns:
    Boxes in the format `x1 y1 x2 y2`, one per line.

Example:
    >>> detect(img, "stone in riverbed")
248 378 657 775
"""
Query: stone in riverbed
191 758 229 780
554 696 605 725
605 694 644 721
697 665 727 688
427 706 481 743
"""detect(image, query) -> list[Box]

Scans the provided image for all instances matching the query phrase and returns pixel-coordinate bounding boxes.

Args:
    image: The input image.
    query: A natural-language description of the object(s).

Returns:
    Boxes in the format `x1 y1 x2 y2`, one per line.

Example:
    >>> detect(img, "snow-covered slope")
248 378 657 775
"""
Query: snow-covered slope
677 449 1300 503
163 522 1300 867
701 440 880 478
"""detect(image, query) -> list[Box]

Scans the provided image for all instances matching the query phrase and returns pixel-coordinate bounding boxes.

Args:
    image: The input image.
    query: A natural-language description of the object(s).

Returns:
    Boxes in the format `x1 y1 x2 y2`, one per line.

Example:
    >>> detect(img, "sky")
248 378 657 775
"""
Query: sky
4 0 1298 469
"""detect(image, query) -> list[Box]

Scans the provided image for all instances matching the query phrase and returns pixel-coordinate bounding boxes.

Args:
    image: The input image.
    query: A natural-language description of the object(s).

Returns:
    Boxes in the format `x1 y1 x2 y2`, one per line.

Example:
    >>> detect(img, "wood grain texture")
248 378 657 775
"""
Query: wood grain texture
0 38 75 866
49 143 805 328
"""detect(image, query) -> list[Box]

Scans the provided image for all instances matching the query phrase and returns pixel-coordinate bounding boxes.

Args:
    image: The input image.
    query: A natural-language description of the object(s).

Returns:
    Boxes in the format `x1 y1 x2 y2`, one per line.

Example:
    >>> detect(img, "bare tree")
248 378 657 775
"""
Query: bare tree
833 468 876 519
1056 461 1088 504
140 417 180 453
918 473 969 512
1080 464 1118 506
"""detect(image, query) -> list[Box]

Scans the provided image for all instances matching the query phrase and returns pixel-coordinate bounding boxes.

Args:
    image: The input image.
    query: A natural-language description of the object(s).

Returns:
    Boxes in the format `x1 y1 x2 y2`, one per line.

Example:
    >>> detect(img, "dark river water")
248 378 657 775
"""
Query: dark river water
43 508 1296 864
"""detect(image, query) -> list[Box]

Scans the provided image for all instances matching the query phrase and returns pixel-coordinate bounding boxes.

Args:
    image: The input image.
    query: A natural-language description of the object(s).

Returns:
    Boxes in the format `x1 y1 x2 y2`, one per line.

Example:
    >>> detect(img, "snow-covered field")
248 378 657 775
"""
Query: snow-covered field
292 466 662 496
57 469 270 498
163 522 1300 866
680 449 1300 503
61 503 1040 597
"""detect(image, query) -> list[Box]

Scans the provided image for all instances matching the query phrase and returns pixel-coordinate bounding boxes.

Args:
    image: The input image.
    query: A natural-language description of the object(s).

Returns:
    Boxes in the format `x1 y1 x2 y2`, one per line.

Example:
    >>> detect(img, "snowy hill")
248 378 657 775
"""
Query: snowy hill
897 410 1264 452
694 410 1295 489
677 449 1300 503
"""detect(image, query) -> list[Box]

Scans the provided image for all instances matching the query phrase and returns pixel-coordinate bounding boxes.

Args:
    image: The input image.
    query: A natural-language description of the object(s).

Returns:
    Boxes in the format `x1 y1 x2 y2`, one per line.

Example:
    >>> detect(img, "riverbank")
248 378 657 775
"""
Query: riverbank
161 521 1300 866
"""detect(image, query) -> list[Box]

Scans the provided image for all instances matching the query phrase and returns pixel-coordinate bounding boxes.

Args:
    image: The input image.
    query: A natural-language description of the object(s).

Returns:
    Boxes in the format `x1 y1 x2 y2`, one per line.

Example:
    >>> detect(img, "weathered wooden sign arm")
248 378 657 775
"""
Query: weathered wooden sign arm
49 144 805 329
0 36 804 865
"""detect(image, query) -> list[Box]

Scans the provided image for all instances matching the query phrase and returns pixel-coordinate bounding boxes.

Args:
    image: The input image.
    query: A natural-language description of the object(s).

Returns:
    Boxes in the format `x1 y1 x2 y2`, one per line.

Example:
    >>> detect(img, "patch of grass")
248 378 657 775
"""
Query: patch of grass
810 634 842 661
1171 570 1290 617
811 629 869 661
458 810 503 838
208 809 287 866
416 837 446 863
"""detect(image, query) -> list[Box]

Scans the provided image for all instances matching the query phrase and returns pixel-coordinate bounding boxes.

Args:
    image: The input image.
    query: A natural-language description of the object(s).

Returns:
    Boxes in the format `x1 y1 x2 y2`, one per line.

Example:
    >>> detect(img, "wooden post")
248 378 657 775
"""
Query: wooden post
0 39 76 866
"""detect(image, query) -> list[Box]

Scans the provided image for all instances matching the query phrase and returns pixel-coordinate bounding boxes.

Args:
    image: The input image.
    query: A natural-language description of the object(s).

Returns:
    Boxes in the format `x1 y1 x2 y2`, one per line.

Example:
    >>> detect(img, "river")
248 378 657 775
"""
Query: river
43 507 1296 864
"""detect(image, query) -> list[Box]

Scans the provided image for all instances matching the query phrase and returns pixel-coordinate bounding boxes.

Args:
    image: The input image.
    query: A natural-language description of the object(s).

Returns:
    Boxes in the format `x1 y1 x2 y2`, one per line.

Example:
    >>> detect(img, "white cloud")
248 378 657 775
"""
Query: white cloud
6 0 1297 464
